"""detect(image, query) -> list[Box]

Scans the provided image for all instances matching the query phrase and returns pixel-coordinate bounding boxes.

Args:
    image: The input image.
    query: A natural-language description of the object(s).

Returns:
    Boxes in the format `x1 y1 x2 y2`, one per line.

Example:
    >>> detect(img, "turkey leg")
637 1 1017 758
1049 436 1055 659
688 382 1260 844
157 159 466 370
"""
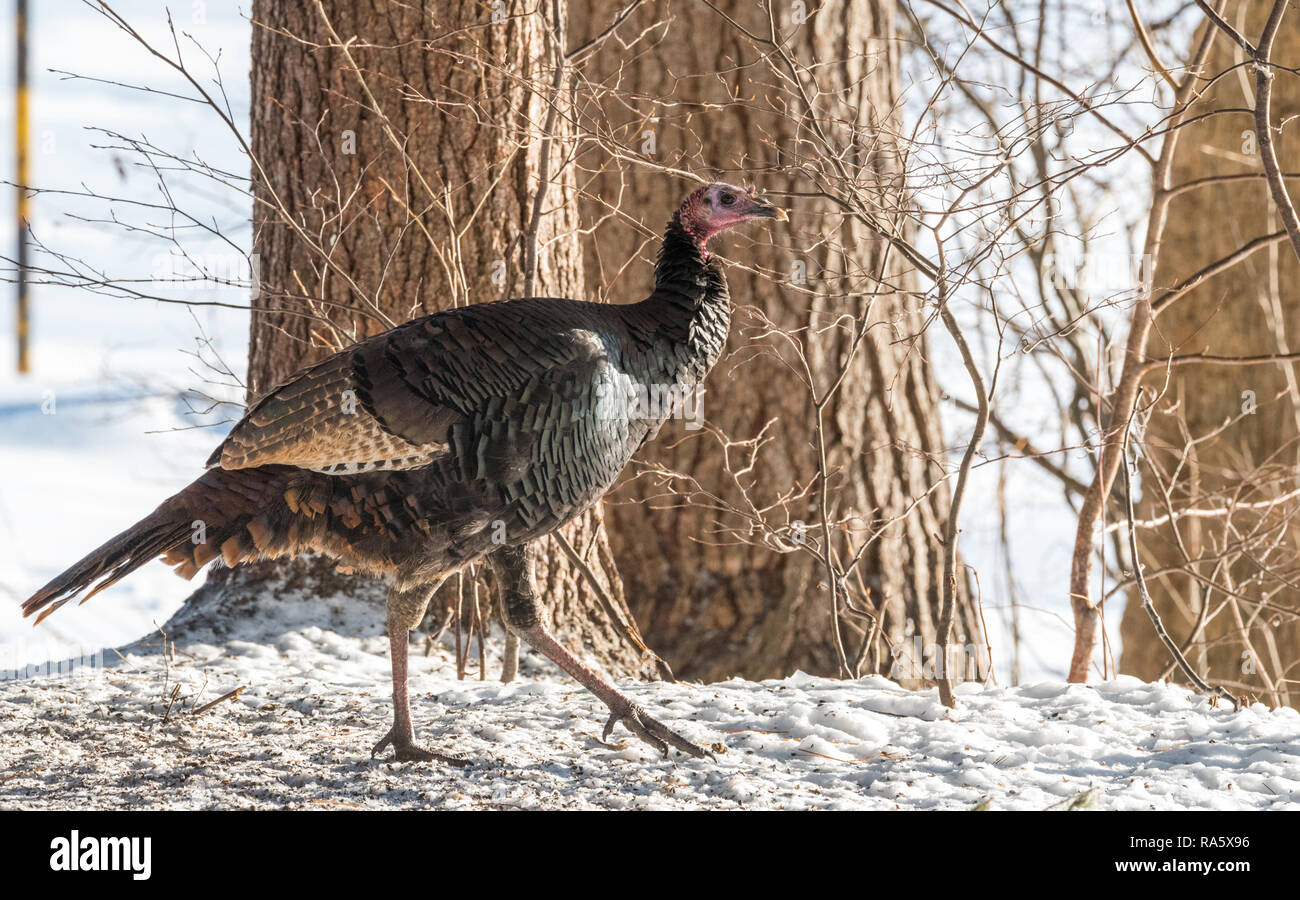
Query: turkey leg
490 544 709 760
372 581 470 765
500 630 520 683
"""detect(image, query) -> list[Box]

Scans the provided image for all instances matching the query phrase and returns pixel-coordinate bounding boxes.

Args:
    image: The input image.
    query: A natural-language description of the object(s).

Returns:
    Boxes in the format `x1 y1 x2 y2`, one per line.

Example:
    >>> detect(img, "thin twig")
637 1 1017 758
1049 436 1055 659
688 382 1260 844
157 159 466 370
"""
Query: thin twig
192 686 247 715
1121 432 1238 709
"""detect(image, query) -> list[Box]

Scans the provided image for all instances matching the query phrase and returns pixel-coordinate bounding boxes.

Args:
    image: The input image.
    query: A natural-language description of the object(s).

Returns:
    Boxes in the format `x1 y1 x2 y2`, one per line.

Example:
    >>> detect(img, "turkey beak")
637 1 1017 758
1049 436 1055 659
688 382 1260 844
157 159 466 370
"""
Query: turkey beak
751 196 788 222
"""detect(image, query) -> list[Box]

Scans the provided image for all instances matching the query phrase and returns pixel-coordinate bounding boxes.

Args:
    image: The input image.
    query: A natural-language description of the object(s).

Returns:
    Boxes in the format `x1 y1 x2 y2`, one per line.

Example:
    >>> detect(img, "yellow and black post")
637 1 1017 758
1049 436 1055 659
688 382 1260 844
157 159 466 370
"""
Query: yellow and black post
15 0 29 373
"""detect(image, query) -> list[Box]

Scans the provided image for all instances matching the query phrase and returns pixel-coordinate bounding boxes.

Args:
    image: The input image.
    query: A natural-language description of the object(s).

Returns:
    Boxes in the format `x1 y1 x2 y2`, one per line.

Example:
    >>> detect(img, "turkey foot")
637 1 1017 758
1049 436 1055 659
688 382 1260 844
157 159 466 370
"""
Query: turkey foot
371 726 471 766
508 619 712 760
374 619 471 765
600 696 712 760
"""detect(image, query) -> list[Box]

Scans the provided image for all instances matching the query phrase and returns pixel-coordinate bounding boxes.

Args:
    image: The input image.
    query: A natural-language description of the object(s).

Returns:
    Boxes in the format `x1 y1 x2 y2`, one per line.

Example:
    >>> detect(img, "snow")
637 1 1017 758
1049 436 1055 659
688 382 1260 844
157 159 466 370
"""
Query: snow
0 0 249 669
1 578 1297 810
0 377 235 672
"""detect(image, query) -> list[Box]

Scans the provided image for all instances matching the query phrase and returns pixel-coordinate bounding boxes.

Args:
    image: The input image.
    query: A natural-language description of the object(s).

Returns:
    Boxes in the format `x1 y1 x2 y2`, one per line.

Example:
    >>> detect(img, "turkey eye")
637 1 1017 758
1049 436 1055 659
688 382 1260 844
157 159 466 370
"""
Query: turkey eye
720 193 736 207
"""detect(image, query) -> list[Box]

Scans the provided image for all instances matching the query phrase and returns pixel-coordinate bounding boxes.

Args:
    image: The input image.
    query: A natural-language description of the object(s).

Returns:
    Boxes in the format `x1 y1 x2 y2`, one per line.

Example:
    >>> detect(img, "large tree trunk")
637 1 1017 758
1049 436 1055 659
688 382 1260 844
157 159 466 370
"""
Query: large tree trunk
1121 1 1300 705
240 0 653 678
570 0 980 682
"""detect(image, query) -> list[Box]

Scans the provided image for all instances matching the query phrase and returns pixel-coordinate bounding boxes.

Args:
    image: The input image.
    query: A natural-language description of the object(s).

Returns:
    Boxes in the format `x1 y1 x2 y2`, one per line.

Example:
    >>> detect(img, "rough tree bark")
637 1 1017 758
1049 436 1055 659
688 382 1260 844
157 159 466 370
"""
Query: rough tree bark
234 0 653 678
570 0 981 682
1121 1 1300 705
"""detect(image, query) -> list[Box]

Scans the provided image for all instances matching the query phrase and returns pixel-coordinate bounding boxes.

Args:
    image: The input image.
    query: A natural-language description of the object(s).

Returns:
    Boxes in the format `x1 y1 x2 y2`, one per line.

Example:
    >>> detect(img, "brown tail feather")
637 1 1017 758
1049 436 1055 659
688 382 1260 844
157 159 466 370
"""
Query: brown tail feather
21 466 299 625
22 463 429 625
21 512 193 625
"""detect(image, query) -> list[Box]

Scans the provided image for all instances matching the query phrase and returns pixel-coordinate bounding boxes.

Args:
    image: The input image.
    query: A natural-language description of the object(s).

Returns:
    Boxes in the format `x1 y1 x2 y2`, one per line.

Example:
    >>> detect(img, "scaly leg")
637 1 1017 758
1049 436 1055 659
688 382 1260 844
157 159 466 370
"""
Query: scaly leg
372 583 469 766
501 630 520 683
489 544 710 760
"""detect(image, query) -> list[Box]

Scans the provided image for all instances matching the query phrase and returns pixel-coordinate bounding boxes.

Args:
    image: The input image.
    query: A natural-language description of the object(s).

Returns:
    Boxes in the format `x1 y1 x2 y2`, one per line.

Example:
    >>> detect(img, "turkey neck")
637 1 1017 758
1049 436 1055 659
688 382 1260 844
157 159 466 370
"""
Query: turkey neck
625 213 731 388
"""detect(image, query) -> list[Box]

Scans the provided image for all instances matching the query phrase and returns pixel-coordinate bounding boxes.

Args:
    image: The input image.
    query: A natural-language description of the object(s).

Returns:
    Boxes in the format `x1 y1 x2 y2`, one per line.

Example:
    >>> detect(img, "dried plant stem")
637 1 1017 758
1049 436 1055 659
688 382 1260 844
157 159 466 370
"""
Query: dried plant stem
1121 432 1238 710
192 686 246 715
1249 0 1300 262
935 275 989 707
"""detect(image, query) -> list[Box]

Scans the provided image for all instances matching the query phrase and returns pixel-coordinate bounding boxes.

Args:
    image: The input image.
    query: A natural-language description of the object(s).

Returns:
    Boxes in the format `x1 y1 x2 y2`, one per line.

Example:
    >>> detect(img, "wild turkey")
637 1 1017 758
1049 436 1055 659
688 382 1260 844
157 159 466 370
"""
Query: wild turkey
21 183 786 763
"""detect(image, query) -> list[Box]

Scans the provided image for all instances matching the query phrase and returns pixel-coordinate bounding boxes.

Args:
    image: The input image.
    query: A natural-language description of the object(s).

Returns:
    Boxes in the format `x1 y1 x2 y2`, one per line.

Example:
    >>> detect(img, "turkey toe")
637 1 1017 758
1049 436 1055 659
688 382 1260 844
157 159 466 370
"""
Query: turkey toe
371 727 471 766
602 700 711 760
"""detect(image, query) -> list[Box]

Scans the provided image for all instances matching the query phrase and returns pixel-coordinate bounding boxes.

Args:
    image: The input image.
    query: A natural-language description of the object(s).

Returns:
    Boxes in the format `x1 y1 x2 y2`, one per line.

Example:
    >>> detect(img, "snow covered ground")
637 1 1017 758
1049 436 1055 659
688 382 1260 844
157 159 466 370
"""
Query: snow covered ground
1 577 1297 810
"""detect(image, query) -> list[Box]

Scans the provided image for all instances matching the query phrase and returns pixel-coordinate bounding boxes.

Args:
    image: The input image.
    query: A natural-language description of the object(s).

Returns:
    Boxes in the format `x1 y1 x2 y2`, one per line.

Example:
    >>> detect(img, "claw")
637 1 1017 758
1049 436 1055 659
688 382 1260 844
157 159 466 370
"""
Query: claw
601 709 620 744
371 726 472 766
601 699 712 760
